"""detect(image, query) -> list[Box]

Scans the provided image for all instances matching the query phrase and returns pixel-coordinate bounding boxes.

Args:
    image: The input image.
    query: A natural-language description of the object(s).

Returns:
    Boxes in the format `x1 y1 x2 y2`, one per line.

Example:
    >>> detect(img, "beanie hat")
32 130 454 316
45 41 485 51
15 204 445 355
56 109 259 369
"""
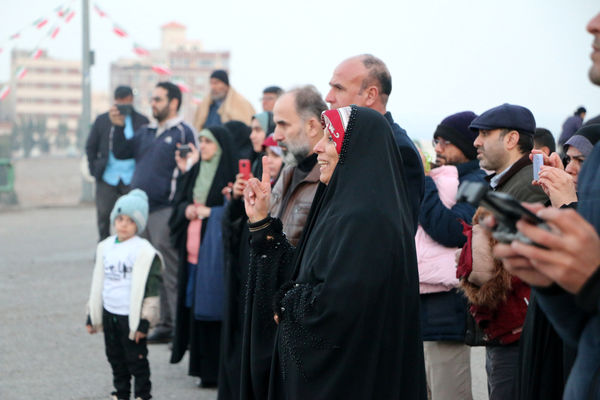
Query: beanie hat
210 69 229 86
565 123 600 158
110 189 149 234
434 111 479 160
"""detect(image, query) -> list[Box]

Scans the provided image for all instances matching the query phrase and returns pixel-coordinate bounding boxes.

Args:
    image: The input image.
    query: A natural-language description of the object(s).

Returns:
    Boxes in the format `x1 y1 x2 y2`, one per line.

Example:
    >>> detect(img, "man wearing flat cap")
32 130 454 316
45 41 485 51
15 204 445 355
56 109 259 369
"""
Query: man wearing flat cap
193 69 255 130
455 103 547 400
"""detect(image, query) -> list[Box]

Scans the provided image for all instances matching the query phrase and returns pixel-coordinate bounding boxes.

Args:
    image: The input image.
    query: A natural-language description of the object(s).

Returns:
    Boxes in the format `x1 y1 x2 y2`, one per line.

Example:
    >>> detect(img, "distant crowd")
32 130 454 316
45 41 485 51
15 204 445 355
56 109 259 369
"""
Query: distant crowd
82 11 600 400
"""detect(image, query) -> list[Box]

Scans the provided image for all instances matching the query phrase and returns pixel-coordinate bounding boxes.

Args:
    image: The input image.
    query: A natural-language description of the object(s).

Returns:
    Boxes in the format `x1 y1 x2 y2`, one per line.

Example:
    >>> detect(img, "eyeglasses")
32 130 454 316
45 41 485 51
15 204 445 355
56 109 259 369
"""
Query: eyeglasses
432 138 452 148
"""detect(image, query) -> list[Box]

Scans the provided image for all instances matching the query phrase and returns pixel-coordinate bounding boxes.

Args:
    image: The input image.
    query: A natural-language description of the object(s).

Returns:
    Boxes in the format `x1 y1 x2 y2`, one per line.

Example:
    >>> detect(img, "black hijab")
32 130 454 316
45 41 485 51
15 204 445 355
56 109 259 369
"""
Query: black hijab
270 106 427 399
224 120 253 162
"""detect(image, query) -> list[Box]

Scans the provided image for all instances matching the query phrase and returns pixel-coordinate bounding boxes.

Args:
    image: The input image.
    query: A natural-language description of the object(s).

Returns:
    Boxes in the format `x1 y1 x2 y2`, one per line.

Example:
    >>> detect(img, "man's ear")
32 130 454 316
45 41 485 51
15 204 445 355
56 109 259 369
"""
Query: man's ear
363 86 379 108
504 130 520 150
306 117 322 139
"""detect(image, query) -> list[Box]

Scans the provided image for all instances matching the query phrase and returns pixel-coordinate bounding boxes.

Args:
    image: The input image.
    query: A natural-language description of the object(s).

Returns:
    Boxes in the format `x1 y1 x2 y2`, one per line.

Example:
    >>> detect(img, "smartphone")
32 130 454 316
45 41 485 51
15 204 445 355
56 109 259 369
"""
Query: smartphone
532 153 543 181
116 104 133 116
178 144 191 157
239 159 251 180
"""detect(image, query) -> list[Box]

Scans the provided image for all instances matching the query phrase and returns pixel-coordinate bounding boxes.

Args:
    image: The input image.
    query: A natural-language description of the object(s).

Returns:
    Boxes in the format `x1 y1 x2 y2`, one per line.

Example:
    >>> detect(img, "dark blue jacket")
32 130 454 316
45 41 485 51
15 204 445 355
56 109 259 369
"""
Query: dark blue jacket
112 118 196 212
419 160 487 248
535 142 600 400
384 111 424 233
418 160 485 341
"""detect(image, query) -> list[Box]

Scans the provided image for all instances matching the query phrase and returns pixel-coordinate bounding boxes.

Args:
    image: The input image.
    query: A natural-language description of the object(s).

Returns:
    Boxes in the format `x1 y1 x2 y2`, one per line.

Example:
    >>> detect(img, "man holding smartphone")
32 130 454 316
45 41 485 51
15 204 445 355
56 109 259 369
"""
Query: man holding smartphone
85 85 149 241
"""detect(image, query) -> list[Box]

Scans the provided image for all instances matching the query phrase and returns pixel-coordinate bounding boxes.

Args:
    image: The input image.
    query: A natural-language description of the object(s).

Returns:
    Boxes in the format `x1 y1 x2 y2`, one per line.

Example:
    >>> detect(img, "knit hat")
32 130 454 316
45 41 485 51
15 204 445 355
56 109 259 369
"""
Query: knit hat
263 134 283 157
565 124 600 157
210 69 229 86
110 189 149 234
433 111 479 160
469 103 536 135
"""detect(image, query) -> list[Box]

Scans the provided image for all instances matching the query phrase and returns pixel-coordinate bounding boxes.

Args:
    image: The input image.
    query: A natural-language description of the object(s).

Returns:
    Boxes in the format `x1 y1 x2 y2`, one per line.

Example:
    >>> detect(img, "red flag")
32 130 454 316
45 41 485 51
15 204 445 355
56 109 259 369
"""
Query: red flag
10 32 20 40
113 25 128 38
133 44 150 57
31 49 43 59
34 18 48 29
175 80 190 93
0 86 10 101
65 11 75 23
94 5 107 17
16 67 28 80
151 65 172 76
50 27 60 39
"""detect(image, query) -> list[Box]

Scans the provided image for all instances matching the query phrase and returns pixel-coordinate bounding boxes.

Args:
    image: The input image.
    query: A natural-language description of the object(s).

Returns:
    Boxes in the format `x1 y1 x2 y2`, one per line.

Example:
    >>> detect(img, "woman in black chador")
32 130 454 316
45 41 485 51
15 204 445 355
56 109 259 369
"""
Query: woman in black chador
242 106 427 399
169 126 236 387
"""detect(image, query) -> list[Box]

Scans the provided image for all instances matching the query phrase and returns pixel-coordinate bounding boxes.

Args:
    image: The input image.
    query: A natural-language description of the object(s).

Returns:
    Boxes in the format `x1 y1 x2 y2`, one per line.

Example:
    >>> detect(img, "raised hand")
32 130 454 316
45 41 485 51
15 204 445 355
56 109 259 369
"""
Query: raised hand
243 156 271 223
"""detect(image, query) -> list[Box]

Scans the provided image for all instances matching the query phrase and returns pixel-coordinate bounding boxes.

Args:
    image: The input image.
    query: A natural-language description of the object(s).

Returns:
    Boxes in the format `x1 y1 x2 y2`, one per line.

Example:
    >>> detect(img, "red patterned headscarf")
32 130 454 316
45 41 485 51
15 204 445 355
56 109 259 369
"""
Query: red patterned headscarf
321 106 352 154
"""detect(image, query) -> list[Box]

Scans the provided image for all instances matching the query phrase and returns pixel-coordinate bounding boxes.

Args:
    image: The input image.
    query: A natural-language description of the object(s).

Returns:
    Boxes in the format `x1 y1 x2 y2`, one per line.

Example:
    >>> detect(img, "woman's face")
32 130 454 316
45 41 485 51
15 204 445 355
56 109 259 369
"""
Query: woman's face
313 129 340 185
265 148 283 180
564 146 586 186
199 136 218 161
250 119 266 152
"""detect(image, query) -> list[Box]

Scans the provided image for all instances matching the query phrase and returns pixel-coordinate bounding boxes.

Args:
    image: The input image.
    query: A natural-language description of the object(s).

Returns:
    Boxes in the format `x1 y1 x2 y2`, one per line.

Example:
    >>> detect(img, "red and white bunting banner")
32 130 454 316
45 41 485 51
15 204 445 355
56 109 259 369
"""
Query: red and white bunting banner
31 49 43 59
0 86 10 101
34 18 49 29
192 97 202 105
151 64 172 76
50 26 60 39
65 11 75 23
10 33 20 40
175 81 190 93
0 48 3 54
133 44 150 57
16 67 28 80
113 25 128 38
94 4 107 17
55 5 65 17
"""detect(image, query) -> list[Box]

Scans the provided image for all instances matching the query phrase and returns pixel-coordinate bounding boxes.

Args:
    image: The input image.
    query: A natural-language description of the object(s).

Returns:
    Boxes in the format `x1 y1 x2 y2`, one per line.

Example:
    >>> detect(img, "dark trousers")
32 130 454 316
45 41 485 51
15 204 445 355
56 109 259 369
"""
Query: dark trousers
103 309 151 400
486 343 519 400
95 180 131 241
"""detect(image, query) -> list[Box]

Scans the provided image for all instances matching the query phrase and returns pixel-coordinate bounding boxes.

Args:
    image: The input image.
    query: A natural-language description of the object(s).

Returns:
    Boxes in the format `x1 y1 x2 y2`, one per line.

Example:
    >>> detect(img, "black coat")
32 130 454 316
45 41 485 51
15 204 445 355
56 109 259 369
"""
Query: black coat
85 110 149 180
218 158 262 400
169 127 236 375
242 106 427 399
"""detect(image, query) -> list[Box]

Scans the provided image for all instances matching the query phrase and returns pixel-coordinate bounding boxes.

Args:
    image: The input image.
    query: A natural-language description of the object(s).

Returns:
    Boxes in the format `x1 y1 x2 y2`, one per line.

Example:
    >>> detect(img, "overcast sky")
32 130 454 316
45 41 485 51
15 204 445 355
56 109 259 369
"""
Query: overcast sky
1 0 599 141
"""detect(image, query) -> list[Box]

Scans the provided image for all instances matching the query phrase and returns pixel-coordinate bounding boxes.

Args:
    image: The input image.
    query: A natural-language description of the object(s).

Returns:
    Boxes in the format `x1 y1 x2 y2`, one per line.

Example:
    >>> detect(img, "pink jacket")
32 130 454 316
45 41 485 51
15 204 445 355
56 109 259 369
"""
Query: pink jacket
416 166 460 294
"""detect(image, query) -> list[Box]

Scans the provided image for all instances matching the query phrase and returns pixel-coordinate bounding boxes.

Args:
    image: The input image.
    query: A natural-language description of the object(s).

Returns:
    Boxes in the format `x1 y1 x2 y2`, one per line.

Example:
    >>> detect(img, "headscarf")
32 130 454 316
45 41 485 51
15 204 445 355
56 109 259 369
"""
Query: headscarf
274 106 426 398
223 120 253 161
193 129 222 204
252 111 275 135
565 124 600 157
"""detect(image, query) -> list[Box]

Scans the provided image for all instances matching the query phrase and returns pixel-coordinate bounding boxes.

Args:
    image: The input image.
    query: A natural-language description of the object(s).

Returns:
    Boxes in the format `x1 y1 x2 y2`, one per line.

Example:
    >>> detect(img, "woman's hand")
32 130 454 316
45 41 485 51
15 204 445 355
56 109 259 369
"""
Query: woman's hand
196 204 211 219
537 166 577 207
244 156 271 223
185 204 198 220
175 142 200 173
232 173 251 200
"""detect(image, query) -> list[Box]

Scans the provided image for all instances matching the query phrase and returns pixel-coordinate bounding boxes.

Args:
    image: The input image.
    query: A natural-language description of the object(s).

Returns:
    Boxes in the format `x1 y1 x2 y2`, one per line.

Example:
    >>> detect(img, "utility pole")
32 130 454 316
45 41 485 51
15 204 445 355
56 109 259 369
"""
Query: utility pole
80 0 94 203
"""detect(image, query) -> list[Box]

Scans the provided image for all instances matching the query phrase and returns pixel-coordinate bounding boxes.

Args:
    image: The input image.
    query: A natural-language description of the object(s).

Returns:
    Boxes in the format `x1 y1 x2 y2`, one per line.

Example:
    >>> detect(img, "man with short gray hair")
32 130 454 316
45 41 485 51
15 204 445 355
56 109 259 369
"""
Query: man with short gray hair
239 85 327 400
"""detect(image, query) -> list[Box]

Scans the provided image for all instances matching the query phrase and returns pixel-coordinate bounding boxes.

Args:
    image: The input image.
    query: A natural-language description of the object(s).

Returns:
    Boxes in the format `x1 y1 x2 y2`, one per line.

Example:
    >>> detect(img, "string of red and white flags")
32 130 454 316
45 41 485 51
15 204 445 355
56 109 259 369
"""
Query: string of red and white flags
0 0 77 101
0 2 190 102
92 4 191 96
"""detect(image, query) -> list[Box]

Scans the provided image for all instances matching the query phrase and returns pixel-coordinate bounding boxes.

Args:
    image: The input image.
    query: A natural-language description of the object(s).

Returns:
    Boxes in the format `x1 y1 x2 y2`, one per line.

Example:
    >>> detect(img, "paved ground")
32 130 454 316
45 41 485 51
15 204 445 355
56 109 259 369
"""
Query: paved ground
0 157 489 399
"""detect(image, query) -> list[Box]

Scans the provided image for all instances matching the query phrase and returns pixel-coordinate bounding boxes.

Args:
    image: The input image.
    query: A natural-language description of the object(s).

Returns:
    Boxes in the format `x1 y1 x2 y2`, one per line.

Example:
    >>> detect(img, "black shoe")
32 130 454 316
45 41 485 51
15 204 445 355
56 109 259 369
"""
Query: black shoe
146 327 172 343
